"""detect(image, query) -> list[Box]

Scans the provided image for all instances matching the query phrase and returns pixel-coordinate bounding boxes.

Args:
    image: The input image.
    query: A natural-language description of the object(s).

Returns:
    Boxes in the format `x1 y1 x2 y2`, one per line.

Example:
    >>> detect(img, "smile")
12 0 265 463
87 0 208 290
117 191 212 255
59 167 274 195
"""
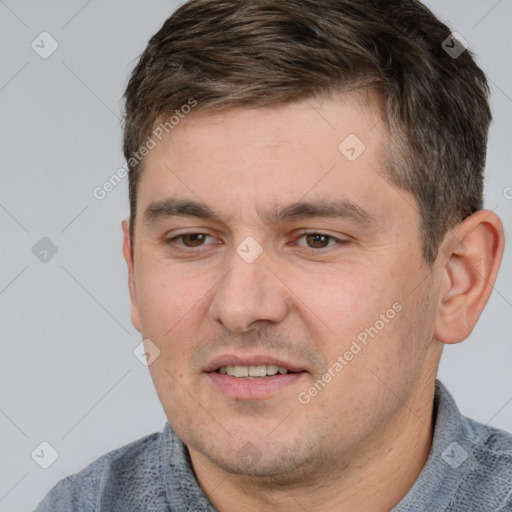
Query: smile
216 364 292 378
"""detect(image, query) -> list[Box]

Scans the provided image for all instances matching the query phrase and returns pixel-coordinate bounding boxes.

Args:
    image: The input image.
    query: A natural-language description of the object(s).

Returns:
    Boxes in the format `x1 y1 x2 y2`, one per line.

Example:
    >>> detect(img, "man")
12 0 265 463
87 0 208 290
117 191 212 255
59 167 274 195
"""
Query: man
35 0 512 510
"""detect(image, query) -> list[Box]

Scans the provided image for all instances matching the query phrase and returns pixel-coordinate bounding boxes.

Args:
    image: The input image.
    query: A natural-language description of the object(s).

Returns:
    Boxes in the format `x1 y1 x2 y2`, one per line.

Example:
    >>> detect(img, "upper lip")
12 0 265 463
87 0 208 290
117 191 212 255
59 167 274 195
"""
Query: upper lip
204 354 307 373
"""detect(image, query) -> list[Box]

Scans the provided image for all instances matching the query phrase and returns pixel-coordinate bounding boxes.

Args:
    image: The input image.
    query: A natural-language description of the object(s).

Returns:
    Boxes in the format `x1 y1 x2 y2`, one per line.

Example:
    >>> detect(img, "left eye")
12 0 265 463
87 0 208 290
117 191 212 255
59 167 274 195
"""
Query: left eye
296 233 341 249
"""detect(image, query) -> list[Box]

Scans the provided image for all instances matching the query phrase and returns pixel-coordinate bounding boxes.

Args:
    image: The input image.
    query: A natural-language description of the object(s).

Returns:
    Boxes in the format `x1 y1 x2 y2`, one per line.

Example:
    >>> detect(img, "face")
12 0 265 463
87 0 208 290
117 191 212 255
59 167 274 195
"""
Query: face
124 93 442 481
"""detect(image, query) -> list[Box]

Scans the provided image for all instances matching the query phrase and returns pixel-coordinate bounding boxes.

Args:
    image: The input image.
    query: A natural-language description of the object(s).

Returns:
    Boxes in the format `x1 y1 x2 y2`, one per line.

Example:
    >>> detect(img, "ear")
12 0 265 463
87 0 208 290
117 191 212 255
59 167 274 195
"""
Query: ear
434 210 504 344
122 219 142 333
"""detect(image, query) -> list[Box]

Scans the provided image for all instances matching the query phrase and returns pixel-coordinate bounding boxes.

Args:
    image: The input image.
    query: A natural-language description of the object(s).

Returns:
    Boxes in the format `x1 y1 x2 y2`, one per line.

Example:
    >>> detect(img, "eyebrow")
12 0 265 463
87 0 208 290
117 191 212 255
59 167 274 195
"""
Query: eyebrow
144 198 217 224
265 199 377 226
143 197 378 227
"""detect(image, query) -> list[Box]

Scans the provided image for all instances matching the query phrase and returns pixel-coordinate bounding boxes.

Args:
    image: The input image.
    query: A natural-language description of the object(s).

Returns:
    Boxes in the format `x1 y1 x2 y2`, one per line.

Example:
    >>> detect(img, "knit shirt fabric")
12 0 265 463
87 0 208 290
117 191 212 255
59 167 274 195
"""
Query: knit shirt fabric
34 380 512 511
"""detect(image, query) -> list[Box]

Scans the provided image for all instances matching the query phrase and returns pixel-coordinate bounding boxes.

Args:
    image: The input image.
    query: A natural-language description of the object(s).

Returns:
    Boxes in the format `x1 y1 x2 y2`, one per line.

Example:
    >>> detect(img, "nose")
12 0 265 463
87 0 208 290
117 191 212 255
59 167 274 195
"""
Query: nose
208 248 290 333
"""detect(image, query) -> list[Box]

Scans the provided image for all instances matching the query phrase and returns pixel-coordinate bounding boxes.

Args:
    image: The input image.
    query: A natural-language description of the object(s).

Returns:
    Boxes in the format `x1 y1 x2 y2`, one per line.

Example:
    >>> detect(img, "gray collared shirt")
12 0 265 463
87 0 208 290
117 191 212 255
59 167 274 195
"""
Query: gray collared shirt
34 380 512 511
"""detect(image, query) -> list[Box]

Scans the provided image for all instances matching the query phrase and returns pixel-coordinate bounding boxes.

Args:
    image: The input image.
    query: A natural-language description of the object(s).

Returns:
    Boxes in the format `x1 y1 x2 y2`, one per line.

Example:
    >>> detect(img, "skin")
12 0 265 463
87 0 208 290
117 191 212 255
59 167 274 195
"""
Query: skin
122 92 504 511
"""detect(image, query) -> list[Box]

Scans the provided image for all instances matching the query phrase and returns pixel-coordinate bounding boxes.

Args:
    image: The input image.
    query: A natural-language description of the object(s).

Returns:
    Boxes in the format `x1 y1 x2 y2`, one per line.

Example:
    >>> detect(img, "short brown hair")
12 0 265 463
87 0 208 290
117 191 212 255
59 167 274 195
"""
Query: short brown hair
123 0 491 263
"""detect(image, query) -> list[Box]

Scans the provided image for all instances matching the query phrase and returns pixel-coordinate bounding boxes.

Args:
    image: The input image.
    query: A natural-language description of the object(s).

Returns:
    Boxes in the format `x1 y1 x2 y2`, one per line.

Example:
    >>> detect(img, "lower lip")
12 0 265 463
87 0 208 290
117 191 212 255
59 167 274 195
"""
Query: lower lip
206 371 306 400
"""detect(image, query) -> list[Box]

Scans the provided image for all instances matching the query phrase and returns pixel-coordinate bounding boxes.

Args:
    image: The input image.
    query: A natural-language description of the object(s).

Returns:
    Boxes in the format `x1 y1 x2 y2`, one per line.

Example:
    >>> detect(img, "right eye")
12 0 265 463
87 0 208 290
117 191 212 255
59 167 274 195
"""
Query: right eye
165 232 221 252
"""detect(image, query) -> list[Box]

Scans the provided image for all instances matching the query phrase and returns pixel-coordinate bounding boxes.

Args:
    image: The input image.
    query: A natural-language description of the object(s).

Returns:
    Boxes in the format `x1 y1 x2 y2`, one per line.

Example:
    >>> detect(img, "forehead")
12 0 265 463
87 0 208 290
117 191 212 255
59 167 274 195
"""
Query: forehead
161 90 387 154
135 92 413 228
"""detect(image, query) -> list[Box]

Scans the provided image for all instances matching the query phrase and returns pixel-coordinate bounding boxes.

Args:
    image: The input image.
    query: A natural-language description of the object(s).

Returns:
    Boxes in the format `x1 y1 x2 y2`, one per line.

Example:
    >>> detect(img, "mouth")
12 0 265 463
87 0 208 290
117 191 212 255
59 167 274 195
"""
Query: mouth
204 356 307 399
215 364 295 378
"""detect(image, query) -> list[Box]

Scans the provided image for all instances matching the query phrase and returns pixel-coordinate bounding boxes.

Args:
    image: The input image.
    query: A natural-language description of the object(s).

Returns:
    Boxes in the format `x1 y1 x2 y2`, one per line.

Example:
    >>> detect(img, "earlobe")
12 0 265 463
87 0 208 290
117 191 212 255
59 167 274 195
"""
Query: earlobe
434 210 504 345
122 219 142 333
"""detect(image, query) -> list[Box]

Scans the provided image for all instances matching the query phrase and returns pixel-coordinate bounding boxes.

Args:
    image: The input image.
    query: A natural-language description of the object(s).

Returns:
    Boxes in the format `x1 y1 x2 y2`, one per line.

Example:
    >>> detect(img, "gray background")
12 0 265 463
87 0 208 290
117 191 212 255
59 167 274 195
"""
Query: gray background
1 1 511 510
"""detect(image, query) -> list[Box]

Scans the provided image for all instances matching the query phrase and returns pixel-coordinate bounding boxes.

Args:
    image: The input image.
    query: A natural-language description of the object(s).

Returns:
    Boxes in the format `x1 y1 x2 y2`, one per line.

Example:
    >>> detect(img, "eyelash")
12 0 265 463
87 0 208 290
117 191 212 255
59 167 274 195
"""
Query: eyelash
165 231 347 252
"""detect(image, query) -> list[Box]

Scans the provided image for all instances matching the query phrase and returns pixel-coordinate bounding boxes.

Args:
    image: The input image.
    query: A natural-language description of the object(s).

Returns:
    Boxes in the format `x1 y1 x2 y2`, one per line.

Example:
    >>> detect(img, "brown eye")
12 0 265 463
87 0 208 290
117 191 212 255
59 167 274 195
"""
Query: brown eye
181 233 207 247
293 232 348 251
305 234 330 249
165 232 221 253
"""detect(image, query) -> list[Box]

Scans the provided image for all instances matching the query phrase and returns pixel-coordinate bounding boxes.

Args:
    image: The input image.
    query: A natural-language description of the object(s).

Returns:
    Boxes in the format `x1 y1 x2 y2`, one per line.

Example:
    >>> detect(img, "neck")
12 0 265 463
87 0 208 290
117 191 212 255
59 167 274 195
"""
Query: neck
190 379 437 512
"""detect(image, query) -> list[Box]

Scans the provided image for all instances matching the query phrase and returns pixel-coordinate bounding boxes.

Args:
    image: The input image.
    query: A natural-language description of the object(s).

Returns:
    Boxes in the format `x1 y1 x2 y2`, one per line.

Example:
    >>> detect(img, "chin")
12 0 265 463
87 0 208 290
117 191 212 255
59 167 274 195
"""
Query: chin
208 448 316 480
188 428 321 481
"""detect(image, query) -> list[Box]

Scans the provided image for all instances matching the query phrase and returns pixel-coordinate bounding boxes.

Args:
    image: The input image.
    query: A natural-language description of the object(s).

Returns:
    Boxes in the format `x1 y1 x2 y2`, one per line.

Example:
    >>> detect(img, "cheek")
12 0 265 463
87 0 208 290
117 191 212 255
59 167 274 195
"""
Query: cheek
134 255 210 337
291 266 394 349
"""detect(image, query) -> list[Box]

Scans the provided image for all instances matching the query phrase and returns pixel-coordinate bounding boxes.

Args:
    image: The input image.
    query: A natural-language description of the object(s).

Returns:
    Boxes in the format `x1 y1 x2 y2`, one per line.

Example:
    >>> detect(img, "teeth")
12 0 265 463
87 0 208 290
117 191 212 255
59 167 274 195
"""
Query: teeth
231 365 248 377
266 365 279 376
249 365 266 377
218 365 290 378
